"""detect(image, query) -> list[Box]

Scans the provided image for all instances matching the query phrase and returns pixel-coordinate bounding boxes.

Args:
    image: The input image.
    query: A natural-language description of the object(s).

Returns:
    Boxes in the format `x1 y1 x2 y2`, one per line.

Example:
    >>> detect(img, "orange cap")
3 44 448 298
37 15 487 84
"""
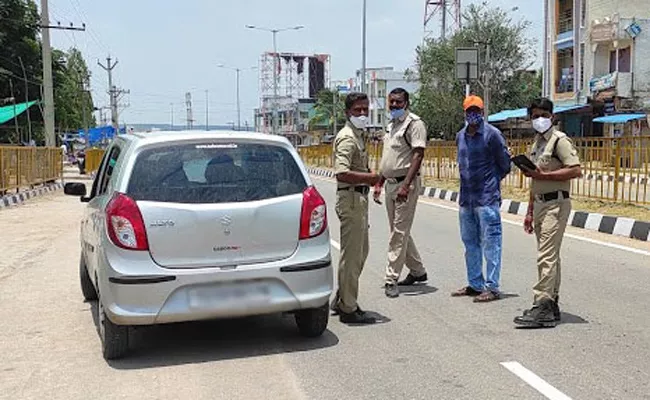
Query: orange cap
463 95 484 111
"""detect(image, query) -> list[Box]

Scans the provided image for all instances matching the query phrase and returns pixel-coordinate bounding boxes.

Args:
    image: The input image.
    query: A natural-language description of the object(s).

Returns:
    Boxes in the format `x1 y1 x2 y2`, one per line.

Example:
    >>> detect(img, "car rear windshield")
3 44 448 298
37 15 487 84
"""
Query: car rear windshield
126 142 307 203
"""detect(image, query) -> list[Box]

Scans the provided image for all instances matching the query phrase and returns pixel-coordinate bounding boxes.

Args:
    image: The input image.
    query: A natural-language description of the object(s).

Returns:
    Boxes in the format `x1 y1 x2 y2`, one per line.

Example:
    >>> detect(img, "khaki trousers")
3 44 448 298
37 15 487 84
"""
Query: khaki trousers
533 198 571 303
384 176 425 284
335 190 369 314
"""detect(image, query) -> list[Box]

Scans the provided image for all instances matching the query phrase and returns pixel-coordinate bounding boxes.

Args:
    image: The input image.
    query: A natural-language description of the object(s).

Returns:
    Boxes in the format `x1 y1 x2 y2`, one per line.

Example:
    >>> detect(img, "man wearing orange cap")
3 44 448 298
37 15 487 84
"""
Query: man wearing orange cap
452 95 511 302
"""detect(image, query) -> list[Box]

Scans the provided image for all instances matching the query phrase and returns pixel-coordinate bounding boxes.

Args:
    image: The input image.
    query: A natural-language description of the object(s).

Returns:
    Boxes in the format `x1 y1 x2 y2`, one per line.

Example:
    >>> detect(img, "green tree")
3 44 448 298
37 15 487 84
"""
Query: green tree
413 3 541 140
310 89 346 134
0 0 95 144
53 47 96 132
0 0 41 143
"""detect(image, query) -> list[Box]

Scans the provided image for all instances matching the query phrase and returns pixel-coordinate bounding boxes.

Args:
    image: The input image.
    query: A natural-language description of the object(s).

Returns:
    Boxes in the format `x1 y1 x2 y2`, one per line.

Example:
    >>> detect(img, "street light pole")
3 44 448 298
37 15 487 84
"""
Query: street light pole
246 25 304 135
236 68 241 131
272 30 278 135
217 64 257 132
361 0 367 95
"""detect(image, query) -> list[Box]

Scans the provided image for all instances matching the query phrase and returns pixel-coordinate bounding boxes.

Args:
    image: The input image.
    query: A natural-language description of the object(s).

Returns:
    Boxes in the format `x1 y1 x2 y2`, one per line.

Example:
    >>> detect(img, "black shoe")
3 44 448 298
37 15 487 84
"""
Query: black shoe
385 283 399 298
398 273 428 286
339 308 376 324
514 299 557 328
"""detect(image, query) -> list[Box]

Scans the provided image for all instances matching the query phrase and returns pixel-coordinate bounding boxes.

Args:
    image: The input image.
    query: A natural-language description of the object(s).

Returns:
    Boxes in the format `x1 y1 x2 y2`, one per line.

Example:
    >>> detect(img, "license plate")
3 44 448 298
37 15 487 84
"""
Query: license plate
188 282 271 309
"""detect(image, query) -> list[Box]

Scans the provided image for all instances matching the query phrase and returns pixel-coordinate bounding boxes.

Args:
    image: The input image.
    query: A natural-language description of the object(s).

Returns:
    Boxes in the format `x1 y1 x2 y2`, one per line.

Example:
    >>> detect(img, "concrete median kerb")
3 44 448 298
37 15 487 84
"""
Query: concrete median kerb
307 167 650 243
0 182 63 210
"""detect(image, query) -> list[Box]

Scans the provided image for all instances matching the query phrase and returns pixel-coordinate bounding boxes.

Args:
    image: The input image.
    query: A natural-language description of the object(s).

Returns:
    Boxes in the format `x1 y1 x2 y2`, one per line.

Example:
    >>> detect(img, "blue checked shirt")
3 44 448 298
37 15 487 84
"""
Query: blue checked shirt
456 122 512 208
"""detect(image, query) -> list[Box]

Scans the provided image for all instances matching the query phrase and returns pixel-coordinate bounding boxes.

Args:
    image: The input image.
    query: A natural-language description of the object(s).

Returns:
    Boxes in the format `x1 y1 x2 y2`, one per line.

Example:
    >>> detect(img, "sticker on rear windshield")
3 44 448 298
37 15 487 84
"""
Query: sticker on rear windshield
196 143 238 149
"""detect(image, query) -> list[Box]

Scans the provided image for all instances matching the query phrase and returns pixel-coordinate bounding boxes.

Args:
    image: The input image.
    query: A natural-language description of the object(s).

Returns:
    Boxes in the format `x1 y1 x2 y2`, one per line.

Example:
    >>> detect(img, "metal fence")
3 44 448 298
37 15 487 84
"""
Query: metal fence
298 136 650 205
0 146 63 194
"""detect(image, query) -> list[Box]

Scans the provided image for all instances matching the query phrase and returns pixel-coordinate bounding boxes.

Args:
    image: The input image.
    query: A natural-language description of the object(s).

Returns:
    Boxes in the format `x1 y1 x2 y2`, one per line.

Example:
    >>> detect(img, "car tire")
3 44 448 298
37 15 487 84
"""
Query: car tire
295 303 329 338
98 296 129 360
79 256 98 301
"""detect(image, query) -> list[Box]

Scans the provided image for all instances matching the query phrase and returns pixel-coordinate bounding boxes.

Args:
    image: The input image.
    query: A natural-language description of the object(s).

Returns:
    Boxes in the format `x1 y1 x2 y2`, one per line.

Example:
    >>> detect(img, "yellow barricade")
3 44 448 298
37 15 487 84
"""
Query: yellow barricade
85 148 105 174
299 136 650 205
0 146 63 194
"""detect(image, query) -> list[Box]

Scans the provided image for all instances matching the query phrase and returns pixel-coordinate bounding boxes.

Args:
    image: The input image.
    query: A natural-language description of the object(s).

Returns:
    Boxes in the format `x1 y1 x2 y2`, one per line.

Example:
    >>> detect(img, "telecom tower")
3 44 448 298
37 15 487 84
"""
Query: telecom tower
424 0 462 41
185 92 194 129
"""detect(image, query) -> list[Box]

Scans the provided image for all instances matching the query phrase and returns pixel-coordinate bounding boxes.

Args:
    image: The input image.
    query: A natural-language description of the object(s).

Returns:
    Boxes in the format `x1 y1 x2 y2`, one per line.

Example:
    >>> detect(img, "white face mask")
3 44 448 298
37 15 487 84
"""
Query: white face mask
349 115 368 130
532 117 553 134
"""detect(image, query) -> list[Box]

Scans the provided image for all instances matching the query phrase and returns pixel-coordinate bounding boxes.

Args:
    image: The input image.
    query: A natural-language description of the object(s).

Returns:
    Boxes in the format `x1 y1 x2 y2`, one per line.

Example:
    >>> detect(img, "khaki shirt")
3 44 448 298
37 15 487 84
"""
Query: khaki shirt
530 128 580 196
379 112 427 178
333 122 369 189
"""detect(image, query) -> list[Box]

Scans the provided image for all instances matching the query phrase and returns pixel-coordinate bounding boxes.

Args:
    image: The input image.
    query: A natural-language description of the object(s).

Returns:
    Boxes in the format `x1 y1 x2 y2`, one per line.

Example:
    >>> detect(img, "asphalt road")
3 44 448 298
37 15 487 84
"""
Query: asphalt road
1 176 649 400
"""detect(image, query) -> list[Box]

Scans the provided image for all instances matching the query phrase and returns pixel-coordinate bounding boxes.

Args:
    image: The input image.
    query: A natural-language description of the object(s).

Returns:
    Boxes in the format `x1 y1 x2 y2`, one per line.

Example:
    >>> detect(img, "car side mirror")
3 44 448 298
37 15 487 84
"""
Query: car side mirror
64 182 87 197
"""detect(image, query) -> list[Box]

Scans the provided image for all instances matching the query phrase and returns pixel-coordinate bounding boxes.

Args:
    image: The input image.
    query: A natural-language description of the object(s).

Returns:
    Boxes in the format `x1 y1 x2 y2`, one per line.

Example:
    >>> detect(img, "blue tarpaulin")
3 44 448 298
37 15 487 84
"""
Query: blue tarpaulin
78 125 125 145
488 108 527 123
488 104 589 123
592 114 646 124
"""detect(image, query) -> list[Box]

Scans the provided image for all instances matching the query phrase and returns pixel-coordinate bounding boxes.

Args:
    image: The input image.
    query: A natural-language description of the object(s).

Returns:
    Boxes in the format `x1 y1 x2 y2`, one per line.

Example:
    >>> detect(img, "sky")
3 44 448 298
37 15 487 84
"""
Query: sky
47 0 544 127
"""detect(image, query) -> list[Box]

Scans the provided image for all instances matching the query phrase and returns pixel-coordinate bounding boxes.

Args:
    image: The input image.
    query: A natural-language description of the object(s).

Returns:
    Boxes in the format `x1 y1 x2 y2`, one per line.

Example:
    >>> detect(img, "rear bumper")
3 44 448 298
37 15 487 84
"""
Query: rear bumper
97 235 333 326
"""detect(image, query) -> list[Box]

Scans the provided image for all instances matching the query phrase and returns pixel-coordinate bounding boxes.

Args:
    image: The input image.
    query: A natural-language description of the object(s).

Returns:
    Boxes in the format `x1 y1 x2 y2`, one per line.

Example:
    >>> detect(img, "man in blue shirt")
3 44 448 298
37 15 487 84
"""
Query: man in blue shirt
452 95 511 302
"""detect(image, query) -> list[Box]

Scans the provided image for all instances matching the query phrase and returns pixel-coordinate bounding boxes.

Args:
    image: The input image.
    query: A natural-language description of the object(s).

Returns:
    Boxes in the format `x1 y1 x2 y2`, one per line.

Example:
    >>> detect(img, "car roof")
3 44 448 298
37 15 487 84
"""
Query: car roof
119 130 292 148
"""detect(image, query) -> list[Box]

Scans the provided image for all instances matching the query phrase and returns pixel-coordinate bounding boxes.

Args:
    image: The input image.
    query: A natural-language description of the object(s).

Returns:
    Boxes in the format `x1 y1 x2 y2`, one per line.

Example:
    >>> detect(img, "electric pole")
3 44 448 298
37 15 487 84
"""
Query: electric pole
79 76 89 140
39 0 86 146
40 0 55 146
98 57 119 130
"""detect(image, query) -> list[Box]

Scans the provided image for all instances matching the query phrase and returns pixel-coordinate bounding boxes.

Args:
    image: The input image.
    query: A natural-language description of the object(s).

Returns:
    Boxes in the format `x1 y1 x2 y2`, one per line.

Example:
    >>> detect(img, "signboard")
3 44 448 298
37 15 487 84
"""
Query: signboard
591 22 618 42
455 47 479 81
589 71 617 94
625 22 642 39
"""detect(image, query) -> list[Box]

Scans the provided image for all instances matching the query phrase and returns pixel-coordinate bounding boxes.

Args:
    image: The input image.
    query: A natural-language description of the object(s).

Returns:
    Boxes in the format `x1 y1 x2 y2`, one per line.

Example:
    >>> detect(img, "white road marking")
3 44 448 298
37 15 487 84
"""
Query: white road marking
311 176 650 257
417 199 650 257
501 361 573 400
330 239 340 250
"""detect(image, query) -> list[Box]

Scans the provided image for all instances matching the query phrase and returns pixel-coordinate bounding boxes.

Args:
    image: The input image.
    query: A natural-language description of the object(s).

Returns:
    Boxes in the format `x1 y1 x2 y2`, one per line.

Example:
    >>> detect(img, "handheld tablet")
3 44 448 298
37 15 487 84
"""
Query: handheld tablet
511 155 537 171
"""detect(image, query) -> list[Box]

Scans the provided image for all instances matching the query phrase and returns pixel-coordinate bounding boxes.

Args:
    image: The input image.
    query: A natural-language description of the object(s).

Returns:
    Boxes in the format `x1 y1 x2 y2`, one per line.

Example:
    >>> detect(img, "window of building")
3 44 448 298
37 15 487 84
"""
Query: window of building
610 47 631 73
557 0 574 34
581 0 586 27
556 47 574 94
580 43 585 91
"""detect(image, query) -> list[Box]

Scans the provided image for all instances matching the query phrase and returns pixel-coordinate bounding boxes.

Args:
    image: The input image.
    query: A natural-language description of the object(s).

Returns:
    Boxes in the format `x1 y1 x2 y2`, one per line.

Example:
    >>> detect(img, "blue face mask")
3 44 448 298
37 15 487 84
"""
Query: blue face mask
390 108 406 120
466 112 483 126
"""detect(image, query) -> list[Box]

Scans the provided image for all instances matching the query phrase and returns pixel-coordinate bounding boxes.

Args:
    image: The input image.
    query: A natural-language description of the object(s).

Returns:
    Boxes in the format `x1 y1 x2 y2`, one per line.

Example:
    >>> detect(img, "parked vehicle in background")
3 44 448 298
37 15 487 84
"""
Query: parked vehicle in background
64 131 333 360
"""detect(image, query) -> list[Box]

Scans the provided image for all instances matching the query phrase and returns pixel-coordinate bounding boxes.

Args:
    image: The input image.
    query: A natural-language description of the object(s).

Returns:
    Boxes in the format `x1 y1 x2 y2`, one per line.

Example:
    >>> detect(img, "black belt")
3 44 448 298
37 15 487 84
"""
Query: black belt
387 173 420 183
536 190 570 202
337 186 370 195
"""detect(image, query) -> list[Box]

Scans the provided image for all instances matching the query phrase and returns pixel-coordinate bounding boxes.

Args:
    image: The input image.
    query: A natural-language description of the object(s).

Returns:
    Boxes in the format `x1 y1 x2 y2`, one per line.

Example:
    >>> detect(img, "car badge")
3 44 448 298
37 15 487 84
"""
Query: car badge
220 215 232 235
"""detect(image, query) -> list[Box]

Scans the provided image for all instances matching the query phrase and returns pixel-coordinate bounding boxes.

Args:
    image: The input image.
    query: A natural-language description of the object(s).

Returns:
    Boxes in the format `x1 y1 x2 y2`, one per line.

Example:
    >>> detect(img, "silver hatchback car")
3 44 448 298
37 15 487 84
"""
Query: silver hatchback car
64 131 333 360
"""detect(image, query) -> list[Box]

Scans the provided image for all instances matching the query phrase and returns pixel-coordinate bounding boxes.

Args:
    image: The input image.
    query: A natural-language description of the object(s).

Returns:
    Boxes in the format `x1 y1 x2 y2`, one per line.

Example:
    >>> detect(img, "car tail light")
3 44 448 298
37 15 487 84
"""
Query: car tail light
299 186 327 240
105 193 149 251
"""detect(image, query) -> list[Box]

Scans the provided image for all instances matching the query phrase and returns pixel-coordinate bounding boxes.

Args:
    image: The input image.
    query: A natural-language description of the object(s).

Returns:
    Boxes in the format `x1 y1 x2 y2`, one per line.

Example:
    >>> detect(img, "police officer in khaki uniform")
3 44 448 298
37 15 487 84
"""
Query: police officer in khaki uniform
514 98 582 329
373 88 428 298
331 92 381 324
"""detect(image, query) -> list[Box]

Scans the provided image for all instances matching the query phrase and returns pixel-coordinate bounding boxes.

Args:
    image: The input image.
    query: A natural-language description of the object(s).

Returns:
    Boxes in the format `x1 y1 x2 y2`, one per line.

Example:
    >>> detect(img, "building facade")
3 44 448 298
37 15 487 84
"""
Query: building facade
543 0 650 136
353 67 420 134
